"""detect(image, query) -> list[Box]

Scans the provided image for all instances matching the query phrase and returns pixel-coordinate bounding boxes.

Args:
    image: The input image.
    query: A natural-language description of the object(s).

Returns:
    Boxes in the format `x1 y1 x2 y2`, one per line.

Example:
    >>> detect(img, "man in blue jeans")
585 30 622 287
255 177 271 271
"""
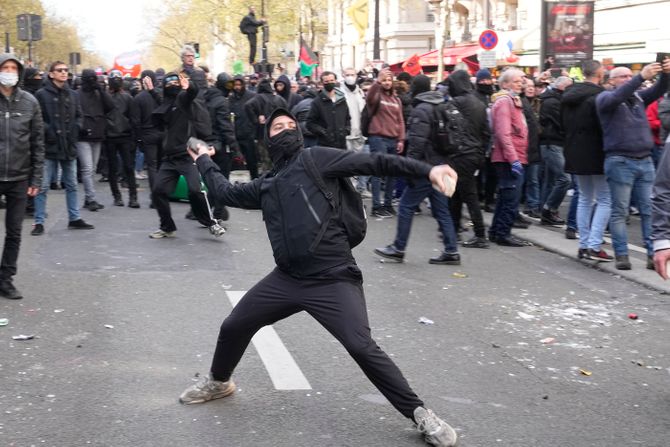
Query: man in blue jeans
32 61 94 236
596 59 670 270
374 75 460 264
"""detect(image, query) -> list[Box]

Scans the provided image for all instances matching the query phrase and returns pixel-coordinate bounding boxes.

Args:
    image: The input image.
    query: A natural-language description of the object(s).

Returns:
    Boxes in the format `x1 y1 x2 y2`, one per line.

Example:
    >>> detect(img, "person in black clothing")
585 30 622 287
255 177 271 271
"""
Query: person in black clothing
445 70 491 248
149 73 225 239
21 67 42 95
105 70 139 208
290 88 318 148
192 70 237 221
229 75 258 178
306 71 350 149
538 76 573 226
215 72 233 98
274 74 301 110
521 78 542 218
473 69 497 212
179 108 459 447
131 70 163 198
244 78 286 171
77 68 114 211
375 75 461 263
239 6 265 65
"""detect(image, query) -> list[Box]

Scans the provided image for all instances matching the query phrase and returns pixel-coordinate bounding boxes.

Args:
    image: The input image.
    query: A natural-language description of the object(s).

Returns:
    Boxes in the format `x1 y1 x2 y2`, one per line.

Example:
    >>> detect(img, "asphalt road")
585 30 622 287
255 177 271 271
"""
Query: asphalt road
1 178 669 447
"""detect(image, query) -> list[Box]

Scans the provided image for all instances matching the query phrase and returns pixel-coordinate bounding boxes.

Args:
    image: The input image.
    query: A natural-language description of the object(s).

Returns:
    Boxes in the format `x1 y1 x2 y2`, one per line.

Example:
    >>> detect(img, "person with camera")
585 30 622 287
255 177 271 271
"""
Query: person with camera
179 108 460 447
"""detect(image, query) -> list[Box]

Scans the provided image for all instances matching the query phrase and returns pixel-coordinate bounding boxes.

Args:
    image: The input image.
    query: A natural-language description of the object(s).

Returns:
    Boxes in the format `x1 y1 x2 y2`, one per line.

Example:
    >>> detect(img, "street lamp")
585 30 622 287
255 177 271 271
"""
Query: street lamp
425 0 446 81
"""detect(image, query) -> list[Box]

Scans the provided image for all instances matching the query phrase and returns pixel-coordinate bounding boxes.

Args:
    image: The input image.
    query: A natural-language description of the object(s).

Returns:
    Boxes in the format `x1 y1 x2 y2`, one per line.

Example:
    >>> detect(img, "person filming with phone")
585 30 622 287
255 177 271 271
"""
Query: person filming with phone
596 57 670 270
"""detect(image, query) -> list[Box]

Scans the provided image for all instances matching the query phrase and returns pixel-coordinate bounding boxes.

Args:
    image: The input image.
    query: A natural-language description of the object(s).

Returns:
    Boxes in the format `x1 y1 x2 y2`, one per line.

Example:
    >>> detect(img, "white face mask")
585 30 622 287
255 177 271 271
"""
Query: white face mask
344 75 357 86
0 72 18 87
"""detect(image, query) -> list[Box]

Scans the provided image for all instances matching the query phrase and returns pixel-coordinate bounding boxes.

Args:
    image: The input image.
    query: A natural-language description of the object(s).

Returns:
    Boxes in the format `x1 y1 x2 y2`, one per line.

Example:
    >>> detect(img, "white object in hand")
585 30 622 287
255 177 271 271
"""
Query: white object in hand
433 174 456 197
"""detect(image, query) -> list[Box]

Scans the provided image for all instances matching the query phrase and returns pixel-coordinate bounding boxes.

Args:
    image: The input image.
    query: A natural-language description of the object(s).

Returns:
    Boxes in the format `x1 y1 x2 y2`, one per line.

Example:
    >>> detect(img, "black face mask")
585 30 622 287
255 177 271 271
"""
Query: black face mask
23 78 42 91
267 129 303 165
477 84 494 96
323 83 336 92
164 85 181 98
109 78 123 91
81 77 97 92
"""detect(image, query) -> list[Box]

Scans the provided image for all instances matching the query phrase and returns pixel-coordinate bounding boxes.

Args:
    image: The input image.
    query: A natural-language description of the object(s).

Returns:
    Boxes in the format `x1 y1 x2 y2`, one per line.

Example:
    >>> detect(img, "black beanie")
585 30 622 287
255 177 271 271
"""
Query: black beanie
411 74 431 96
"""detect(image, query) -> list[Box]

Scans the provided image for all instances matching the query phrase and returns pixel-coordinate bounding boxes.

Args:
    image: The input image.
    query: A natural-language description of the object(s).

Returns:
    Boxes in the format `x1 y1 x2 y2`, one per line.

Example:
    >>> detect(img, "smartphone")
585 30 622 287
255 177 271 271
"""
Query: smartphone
656 52 670 63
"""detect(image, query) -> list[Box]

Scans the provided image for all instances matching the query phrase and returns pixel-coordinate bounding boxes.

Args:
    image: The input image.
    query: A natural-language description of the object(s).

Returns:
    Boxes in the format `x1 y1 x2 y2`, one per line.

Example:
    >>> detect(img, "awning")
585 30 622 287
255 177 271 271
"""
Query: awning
418 44 480 66
390 44 480 74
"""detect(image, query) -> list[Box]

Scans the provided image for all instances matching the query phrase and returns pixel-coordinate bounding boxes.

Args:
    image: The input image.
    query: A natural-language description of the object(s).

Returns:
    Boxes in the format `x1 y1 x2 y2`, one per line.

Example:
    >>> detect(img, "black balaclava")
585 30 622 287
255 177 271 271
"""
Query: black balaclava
140 69 157 87
22 67 42 93
80 68 98 92
264 108 303 166
162 73 181 98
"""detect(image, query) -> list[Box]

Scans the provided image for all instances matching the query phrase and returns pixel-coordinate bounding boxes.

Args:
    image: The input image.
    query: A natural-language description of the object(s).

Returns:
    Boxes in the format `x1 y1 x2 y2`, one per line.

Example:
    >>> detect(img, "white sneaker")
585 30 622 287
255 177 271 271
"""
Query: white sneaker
414 407 458 447
208 222 226 237
149 229 176 239
179 373 236 404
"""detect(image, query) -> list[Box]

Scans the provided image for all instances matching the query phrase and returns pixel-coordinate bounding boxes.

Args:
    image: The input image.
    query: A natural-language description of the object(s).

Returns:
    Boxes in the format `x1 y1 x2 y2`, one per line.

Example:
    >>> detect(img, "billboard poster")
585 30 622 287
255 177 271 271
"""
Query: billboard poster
544 1 594 68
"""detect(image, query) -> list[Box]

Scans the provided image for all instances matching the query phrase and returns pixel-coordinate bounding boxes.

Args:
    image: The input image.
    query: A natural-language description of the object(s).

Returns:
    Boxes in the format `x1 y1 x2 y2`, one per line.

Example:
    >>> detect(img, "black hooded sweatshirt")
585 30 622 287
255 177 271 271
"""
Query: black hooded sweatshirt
194 108 433 279
244 79 287 138
130 70 163 145
274 75 302 110
446 70 490 159
228 75 256 140
77 70 115 142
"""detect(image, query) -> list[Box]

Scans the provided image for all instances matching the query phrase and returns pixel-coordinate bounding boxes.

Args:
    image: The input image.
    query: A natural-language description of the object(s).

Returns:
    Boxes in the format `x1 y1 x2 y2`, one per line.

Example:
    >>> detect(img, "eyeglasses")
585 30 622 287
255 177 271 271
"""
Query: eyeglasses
183 54 195 58
611 74 632 79
53 68 69 73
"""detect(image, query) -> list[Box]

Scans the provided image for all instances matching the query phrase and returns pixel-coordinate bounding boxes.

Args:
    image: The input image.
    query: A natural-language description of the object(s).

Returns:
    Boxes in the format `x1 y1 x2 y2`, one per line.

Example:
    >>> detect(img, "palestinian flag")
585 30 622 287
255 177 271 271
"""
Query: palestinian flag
299 38 318 66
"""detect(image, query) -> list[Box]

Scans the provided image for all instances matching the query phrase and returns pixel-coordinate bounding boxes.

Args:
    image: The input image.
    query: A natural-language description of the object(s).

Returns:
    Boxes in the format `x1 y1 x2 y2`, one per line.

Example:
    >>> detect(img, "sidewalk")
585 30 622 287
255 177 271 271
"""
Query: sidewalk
482 211 670 294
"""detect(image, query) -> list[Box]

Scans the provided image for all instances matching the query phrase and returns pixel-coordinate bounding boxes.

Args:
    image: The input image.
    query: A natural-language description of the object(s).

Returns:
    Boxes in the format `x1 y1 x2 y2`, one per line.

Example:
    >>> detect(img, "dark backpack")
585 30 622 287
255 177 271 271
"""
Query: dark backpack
432 101 469 156
303 148 367 248
239 18 246 34
360 105 371 137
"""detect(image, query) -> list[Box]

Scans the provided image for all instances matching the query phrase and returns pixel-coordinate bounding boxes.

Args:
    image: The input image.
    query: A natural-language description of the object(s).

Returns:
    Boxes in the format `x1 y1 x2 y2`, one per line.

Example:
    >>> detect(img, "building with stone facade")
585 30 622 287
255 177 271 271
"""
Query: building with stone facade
322 0 670 73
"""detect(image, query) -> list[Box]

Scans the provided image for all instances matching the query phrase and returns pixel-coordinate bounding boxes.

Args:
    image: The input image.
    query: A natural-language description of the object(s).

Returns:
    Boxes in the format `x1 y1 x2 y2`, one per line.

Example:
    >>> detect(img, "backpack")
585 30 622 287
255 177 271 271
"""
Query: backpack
303 148 367 248
239 18 246 34
360 105 371 137
432 100 469 156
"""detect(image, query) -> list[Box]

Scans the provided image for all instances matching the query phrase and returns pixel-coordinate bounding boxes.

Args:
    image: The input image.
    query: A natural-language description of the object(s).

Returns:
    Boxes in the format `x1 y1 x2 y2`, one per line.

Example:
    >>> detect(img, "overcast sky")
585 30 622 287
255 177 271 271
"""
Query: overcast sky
42 0 162 62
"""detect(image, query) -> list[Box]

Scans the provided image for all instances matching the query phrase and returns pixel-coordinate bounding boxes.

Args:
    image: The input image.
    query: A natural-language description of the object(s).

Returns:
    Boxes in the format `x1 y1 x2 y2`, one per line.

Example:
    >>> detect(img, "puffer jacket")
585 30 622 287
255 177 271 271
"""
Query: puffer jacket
490 90 528 164
35 77 82 160
0 53 45 186
106 89 133 141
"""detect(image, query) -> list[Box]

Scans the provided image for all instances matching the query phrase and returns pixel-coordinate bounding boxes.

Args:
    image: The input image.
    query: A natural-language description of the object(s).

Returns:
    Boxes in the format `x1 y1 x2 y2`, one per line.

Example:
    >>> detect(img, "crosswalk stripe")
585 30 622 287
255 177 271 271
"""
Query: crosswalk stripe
225 291 312 390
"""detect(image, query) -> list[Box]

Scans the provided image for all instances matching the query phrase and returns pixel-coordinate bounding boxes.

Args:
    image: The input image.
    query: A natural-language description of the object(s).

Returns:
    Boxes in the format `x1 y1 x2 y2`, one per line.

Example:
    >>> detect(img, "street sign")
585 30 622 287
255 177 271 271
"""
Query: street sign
479 29 498 51
478 50 497 68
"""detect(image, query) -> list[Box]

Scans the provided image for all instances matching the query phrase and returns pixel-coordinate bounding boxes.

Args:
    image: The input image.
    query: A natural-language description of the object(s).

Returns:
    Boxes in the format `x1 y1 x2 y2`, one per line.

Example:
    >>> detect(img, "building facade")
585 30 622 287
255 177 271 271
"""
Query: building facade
322 0 670 73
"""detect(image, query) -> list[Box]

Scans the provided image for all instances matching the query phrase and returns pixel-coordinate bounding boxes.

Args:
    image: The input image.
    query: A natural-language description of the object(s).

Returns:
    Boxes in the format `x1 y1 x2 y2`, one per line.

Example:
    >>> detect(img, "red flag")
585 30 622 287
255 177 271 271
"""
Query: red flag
113 51 142 78
299 38 318 66
402 53 422 76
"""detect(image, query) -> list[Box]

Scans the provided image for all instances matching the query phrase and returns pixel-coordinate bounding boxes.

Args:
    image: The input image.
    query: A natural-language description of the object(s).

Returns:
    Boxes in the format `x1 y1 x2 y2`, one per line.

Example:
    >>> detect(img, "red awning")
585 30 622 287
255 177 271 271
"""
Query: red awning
390 44 479 74
418 44 479 66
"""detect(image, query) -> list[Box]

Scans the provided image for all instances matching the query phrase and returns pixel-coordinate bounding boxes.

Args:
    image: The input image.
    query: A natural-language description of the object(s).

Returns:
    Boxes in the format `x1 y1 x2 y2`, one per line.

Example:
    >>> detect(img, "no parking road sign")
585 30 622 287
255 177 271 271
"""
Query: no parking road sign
479 30 498 51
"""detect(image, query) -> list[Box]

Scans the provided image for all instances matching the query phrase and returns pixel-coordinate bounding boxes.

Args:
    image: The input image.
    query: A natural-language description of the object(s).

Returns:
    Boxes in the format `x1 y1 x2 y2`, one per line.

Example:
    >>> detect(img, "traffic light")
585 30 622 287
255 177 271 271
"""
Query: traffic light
16 14 42 41
193 42 200 59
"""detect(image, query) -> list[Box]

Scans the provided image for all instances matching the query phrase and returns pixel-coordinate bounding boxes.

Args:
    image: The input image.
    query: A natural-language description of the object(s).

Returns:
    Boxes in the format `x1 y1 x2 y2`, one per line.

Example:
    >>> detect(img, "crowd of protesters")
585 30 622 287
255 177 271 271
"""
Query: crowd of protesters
1 43 670 301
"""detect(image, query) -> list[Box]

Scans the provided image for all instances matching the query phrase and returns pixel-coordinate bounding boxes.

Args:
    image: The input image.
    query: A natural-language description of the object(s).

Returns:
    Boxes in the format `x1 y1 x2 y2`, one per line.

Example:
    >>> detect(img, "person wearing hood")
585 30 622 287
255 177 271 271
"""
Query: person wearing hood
538 76 572 227
149 72 225 239
366 68 405 218
290 87 318 148
274 74 301 110
375 74 462 265
130 69 163 196
77 68 115 212
181 107 460 447
488 68 529 247
306 71 350 150
244 78 287 171
443 70 491 249
0 54 45 299
21 67 43 95
32 61 94 236
105 70 139 208
560 60 613 262
229 75 258 178
215 72 233 98
191 70 237 222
